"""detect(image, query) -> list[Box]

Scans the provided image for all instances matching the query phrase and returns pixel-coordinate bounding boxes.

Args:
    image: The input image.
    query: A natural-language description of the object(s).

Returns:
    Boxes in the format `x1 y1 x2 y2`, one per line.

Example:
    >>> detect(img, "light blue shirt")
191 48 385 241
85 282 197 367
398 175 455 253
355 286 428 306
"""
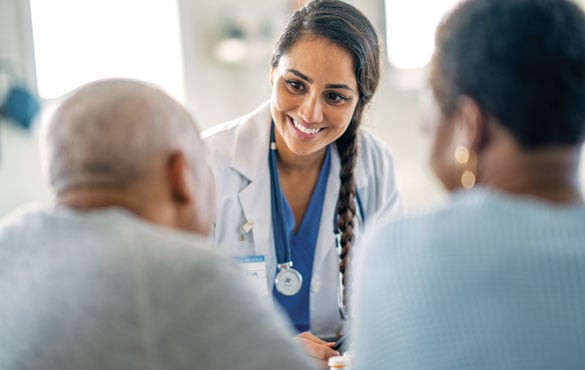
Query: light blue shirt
352 188 585 370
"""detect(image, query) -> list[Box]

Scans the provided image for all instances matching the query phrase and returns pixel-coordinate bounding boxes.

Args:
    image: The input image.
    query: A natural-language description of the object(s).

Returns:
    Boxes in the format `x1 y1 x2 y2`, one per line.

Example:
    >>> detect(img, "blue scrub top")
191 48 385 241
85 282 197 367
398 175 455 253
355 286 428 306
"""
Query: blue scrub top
273 146 331 333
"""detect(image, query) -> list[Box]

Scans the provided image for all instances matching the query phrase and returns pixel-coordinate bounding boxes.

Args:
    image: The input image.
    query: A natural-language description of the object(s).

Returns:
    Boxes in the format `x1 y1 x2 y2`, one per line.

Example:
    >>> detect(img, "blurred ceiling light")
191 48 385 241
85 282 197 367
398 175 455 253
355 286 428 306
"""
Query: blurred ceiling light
385 0 458 70
213 10 273 65
214 36 249 64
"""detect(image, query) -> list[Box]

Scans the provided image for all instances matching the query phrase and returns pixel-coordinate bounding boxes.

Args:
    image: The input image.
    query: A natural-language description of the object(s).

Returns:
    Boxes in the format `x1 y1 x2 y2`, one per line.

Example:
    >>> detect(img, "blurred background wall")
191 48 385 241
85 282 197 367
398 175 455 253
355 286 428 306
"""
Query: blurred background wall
0 0 51 216
1 0 584 217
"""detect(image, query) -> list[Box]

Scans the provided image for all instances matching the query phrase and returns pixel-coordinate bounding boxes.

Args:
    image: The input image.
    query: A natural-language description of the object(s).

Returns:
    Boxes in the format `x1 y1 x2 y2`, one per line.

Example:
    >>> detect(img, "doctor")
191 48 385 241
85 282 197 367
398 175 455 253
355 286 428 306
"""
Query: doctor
203 0 403 367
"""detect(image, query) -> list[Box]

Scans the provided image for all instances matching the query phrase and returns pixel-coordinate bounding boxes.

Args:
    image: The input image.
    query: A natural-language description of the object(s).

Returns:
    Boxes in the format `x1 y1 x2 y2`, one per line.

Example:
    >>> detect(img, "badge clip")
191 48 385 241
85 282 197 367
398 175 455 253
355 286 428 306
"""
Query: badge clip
240 219 255 234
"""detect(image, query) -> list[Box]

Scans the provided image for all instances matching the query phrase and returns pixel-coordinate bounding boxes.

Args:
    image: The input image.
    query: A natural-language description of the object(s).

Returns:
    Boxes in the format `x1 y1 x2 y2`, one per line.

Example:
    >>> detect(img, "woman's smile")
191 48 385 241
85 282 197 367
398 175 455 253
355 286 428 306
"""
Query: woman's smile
288 115 323 137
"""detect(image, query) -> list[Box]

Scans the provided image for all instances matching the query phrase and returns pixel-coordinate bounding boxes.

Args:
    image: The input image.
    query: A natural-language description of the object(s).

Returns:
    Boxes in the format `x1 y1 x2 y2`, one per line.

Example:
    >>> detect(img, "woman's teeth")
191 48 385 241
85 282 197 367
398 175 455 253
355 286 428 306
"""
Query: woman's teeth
293 119 320 134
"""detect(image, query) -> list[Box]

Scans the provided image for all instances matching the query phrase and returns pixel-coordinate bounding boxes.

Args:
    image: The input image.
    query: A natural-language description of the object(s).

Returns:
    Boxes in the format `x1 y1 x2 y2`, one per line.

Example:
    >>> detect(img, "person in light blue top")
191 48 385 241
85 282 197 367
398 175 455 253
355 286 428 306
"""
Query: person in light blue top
351 0 585 369
203 1 403 367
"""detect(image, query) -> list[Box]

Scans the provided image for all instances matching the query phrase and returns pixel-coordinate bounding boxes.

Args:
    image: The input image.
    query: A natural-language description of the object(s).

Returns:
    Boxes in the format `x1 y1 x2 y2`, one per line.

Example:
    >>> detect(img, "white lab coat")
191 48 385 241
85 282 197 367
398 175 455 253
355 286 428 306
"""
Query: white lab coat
202 101 404 339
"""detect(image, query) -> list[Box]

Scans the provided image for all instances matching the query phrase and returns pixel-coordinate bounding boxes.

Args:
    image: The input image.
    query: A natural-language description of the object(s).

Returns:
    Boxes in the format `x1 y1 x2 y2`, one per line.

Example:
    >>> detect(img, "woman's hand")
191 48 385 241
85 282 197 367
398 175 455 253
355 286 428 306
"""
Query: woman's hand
295 331 340 369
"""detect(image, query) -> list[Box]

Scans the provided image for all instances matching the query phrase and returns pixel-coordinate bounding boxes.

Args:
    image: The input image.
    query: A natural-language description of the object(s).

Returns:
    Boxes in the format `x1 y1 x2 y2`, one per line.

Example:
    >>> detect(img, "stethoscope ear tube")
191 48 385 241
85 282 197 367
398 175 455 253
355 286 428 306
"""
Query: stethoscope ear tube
269 123 302 296
269 137 291 264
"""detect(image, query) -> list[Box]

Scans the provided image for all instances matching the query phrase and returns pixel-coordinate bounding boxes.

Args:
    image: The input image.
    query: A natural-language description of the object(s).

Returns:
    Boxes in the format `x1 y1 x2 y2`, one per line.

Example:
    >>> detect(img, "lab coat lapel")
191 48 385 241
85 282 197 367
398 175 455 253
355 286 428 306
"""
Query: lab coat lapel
231 103 276 279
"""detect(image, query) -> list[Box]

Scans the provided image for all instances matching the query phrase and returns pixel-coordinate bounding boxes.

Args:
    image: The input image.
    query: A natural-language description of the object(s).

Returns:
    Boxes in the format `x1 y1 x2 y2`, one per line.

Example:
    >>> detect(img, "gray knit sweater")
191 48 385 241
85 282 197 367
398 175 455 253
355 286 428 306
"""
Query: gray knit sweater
0 205 316 370
352 188 585 370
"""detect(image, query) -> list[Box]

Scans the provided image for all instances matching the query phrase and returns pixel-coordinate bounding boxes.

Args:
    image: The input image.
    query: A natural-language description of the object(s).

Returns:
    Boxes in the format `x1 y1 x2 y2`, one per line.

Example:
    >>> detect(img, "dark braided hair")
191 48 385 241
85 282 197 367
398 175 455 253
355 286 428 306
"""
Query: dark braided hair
271 0 381 305
336 121 358 279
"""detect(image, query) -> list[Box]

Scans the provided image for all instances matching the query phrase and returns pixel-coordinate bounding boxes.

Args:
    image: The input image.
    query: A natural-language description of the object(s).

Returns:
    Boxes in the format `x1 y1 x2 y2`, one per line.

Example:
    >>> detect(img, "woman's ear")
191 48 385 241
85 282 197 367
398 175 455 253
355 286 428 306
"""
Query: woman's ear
269 67 276 88
455 96 485 152
167 152 193 204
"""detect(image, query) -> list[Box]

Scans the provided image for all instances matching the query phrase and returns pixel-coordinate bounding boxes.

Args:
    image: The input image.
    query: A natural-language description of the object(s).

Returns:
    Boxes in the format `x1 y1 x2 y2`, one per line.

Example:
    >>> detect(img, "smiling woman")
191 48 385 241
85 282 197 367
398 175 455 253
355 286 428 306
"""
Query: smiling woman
201 0 404 368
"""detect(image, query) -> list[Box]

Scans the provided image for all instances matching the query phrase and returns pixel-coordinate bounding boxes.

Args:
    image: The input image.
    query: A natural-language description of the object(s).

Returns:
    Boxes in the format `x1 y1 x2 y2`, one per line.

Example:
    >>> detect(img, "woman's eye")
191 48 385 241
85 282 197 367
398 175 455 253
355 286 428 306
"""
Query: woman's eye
285 80 304 92
325 92 348 104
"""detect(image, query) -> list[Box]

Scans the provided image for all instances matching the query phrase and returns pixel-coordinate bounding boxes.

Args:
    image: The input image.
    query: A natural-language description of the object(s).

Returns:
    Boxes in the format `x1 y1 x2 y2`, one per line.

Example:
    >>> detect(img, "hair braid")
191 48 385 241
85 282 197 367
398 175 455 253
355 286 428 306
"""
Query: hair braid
336 121 358 287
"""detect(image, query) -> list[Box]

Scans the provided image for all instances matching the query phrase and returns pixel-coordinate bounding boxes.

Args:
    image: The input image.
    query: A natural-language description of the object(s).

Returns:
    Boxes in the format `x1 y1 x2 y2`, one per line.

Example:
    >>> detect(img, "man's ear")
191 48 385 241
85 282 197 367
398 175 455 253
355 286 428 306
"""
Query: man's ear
455 96 486 152
167 152 193 204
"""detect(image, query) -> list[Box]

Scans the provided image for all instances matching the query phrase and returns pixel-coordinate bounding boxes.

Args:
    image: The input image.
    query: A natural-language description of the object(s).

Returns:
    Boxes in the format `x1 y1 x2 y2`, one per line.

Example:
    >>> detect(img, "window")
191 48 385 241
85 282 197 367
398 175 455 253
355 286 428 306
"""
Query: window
29 0 184 101
385 0 458 70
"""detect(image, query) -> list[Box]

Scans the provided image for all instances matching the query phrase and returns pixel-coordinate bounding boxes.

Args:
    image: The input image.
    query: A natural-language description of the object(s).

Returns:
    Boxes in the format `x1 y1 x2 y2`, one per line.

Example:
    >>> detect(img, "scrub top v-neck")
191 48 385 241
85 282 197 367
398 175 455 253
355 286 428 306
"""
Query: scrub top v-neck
273 145 331 333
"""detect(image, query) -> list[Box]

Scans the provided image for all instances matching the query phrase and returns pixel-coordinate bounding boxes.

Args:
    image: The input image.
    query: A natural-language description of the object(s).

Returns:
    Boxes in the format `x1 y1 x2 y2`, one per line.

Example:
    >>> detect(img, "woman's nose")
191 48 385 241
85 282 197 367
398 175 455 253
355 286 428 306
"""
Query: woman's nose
298 95 323 123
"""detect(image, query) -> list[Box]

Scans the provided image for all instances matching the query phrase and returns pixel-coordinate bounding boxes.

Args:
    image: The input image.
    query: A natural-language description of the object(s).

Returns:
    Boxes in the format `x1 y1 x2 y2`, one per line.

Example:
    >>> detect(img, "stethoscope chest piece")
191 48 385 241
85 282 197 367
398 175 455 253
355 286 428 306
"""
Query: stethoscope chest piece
275 262 303 296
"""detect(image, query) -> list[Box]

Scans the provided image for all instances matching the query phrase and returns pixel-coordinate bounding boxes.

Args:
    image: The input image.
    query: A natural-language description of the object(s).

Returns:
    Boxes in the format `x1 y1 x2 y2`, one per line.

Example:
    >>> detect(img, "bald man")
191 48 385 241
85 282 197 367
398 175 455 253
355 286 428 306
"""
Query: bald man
0 79 316 370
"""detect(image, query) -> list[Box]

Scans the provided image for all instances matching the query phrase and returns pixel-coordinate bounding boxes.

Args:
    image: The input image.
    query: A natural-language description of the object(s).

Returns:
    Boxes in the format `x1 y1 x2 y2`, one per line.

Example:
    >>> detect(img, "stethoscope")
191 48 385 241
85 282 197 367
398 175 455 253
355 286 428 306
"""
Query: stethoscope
269 124 365 321
269 124 304 296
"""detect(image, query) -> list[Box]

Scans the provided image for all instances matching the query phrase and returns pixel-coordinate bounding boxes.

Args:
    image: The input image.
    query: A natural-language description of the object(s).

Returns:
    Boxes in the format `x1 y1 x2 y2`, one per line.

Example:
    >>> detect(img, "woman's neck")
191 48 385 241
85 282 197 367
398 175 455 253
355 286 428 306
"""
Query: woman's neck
273 127 327 173
478 145 583 204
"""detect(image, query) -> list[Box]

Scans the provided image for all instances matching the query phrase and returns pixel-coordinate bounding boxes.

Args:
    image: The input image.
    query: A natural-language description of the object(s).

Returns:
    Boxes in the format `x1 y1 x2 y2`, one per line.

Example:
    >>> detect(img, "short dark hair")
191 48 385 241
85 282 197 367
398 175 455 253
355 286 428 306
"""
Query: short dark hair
432 0 585 149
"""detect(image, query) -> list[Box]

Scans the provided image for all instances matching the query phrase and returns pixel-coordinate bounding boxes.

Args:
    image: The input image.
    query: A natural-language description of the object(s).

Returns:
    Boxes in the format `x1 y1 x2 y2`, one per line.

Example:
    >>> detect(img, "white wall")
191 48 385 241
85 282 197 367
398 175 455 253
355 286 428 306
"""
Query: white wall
0 0 51 217
177 0 287 125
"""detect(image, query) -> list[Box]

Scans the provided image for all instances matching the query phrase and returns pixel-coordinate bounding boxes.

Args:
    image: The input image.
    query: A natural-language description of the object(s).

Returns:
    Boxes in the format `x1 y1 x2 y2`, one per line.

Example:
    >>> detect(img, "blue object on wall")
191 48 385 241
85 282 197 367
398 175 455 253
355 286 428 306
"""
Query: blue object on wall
0 85 40 130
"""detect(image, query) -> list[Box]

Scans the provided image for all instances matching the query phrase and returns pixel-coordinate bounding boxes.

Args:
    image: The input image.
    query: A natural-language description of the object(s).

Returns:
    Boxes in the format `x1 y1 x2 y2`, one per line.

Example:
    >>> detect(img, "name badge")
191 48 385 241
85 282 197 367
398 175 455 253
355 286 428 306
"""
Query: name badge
236 255 269 299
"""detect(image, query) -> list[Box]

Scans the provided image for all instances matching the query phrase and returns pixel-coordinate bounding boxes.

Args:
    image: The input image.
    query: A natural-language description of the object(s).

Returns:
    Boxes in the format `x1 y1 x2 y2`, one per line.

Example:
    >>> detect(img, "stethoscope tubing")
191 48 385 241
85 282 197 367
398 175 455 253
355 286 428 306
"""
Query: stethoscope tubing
269 126 292 265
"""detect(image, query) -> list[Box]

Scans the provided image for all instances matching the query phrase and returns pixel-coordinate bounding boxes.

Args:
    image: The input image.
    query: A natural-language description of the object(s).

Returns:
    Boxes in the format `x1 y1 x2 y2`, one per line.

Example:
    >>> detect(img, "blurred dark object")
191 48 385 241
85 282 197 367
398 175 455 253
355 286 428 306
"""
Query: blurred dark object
1 84 40 129
0 59 40 130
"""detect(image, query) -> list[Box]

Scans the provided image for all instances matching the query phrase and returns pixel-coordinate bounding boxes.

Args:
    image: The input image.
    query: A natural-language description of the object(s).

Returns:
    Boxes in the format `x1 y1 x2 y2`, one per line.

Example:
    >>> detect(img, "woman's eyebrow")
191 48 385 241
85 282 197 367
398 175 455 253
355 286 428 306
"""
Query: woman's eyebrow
287 68 313 83
325 83 354 93
287 68 355 93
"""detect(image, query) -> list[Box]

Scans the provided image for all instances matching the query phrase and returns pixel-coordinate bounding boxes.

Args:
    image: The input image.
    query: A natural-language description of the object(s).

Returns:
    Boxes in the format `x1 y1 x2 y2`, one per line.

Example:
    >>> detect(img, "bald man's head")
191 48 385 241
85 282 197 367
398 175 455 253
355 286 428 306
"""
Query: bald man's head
44 79 203 192
41 79 214 234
